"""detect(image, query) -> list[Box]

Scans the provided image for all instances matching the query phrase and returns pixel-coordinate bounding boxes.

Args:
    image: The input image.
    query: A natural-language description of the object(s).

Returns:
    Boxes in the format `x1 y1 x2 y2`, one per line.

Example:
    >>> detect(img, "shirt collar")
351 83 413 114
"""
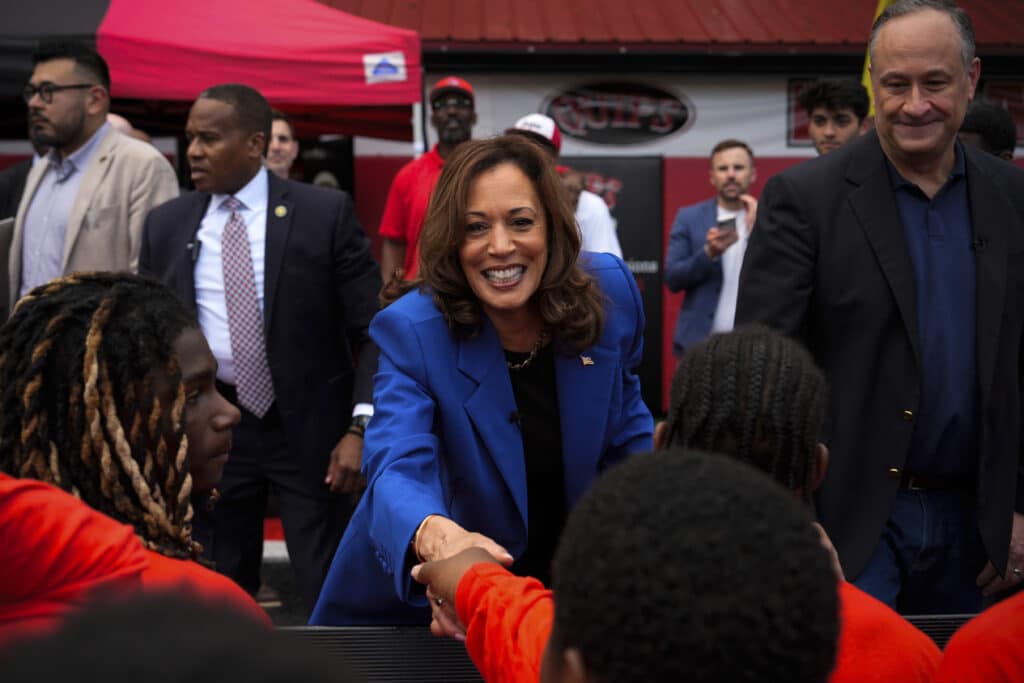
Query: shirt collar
886 140 966 191
212 167 268 213
48 121 110 182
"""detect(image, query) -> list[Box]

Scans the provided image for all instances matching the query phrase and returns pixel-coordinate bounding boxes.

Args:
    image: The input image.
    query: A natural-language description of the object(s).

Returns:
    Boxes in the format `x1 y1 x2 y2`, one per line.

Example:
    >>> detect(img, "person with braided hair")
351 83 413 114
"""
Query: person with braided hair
413 325 940 683
0 272 268 626
658 325 940 683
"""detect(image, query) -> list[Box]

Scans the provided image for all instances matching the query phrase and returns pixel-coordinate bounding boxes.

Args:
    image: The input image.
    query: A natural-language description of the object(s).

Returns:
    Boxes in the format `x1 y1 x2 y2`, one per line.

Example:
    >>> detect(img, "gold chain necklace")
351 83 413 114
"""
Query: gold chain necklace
506 330 549 371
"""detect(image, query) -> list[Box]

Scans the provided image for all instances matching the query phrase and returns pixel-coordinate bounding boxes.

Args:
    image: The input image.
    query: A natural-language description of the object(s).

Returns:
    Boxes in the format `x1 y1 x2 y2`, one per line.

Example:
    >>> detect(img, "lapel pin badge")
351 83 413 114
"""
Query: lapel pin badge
274 205 287 218
580 355 594 366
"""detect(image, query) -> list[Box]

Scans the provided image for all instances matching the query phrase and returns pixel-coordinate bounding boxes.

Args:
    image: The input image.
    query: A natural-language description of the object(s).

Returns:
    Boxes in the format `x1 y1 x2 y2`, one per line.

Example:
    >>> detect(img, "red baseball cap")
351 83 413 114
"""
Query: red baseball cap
429 76 474 103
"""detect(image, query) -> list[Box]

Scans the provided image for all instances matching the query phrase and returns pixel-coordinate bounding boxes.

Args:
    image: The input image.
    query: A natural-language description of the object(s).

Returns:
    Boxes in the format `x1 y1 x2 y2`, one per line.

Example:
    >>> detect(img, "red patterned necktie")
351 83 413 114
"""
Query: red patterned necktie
221 197 275 417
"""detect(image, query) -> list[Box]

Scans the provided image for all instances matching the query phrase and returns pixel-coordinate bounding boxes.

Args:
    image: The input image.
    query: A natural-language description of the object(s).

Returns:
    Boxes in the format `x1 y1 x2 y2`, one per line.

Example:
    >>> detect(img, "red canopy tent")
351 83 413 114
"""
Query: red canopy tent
1 0 422 140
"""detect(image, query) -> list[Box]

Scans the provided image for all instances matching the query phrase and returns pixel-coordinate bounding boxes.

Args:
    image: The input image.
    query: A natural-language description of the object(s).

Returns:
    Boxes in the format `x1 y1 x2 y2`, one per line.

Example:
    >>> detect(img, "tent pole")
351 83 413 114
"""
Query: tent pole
413 98 425 158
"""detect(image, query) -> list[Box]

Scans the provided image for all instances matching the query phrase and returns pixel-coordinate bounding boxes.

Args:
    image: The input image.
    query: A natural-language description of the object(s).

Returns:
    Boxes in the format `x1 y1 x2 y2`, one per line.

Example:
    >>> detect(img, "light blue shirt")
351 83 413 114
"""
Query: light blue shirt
20 122 110 297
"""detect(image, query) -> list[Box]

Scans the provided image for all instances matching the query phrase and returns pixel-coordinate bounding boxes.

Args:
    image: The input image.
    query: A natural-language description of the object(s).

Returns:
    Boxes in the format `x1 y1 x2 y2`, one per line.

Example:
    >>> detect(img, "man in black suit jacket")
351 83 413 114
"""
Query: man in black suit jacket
737 0 1024 613
140 84 382 612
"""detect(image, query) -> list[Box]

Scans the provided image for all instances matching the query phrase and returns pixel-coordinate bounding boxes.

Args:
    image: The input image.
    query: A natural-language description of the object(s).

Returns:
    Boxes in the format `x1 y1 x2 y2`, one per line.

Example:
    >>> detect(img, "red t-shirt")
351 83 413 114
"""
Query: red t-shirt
454 565 940 683
0 473 148 647
831 581 941 683
142 552 271 627
933 591 1024 683
377 144 445 279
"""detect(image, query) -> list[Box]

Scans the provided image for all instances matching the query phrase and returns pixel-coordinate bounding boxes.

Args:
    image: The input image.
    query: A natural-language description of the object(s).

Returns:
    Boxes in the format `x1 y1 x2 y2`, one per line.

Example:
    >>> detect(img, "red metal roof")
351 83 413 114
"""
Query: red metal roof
321 0 1024 54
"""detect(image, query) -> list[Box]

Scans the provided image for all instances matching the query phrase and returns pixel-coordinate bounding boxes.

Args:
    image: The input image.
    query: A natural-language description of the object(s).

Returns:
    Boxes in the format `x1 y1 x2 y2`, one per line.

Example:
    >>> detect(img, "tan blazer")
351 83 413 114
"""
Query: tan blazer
6 126 179 314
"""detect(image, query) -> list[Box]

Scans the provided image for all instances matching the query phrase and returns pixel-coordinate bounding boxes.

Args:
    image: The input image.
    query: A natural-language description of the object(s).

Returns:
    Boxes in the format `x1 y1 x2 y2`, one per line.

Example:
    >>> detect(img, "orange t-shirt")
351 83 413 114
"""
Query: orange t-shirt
933 591 1024 683
0 473 148 647
141 552 271 627
454 564 941 683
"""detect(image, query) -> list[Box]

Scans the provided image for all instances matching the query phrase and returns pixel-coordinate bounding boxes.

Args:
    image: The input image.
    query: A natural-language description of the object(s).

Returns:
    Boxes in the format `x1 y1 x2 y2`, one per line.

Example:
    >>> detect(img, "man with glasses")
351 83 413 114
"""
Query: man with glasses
378 76 476 281
5 43 177 319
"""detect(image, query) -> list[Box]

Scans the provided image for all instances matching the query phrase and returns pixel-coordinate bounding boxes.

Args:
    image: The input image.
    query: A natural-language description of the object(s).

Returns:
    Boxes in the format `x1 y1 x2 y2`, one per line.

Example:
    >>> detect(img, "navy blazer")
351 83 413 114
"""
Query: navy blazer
139 171 382 488
737 131 1024 578
311 252 653 625
664 197 722 355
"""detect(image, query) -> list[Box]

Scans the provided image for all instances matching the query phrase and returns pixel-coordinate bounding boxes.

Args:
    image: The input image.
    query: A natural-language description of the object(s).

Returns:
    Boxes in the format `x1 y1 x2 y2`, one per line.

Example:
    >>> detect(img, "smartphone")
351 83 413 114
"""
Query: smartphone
717 217 737 233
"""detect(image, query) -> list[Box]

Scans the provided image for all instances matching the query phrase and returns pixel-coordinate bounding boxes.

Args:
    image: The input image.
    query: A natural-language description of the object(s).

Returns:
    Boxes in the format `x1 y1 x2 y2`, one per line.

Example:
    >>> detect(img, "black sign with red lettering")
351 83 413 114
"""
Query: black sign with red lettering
544 83 693 145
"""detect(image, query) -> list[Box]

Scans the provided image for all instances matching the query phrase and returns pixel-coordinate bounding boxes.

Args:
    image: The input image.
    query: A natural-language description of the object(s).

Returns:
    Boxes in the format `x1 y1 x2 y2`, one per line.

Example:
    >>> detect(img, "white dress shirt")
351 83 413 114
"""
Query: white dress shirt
194 169 268 385
576 190 623 258
710 205 750 334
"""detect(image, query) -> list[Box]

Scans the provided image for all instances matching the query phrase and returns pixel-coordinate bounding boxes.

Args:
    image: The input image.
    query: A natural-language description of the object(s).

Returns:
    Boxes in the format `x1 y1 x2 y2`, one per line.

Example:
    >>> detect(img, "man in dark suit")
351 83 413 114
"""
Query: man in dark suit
140 84 382 612
737 0 1024 614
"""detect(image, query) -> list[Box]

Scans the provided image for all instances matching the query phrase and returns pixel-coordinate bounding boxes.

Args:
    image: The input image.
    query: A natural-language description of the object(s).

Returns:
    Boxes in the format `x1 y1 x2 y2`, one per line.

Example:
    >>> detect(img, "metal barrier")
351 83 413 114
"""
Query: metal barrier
282 626 483 682
904 614 973 649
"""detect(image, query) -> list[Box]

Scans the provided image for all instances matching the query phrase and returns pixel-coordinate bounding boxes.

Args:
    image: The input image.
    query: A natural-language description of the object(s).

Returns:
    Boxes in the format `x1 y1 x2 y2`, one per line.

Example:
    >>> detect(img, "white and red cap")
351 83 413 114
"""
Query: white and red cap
507 113 562 153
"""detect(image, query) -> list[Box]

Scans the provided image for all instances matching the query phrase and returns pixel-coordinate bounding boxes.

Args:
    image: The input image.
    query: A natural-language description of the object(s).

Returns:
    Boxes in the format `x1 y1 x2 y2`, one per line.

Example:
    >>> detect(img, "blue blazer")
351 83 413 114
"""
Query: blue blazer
311 252 653 625
663 197 722 355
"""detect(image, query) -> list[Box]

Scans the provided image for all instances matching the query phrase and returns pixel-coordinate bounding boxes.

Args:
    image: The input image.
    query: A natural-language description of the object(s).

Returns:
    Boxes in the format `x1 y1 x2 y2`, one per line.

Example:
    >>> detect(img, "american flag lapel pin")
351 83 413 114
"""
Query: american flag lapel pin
580 355 594 366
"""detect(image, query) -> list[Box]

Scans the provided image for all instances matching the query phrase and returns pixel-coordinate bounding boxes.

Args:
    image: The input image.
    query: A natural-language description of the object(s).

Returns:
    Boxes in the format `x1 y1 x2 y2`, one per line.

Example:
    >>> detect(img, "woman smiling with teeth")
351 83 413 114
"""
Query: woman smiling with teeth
312 135 654 628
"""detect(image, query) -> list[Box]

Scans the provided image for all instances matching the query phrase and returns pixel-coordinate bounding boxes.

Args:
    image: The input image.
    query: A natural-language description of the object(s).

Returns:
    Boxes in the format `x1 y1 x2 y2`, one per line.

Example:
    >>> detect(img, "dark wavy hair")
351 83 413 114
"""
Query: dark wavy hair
383 135 605 354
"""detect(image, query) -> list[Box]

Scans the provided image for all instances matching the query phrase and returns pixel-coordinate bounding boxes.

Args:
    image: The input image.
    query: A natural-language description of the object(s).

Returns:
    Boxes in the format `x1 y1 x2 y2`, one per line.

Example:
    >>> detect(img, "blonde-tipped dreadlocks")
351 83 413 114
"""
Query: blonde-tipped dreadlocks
0 273 201 559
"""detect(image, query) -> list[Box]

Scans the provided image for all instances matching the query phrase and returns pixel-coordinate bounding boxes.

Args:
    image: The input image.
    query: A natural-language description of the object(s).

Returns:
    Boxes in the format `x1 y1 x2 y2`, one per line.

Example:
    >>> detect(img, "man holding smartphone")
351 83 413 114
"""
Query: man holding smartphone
664 139 758 356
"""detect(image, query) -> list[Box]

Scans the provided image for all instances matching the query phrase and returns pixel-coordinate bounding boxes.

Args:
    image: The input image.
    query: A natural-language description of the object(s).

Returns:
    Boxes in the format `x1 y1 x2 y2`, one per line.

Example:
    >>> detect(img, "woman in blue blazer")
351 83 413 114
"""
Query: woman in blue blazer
311 135 653 626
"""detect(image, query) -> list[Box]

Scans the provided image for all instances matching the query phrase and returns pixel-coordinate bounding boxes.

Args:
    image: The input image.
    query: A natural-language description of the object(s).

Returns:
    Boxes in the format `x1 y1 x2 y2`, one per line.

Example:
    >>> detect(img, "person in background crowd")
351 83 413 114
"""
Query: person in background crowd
141 84 382 615
737 0 1024 613
664 138 758 356
413 451 839 683
798 78 871 155
959 100 1017 160
505 113 623 258
379 75 476 281
311 135 652 626
266 110 299 179
0 129 47 221
0 596 355 683
8 43 177 320
106 113 153 144
0 273 266 627
660 326 941 683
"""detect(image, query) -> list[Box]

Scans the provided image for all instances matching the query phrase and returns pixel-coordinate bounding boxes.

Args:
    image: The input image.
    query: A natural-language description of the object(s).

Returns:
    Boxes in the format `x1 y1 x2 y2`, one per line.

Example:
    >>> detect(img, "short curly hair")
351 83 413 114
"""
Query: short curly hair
549 450 839 683
385 134 605 354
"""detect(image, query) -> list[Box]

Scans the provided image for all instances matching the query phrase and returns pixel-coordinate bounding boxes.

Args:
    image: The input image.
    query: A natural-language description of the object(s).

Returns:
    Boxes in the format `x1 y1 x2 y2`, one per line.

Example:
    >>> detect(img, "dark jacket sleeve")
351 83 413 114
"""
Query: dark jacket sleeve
735 172 818 340
331 191 383 405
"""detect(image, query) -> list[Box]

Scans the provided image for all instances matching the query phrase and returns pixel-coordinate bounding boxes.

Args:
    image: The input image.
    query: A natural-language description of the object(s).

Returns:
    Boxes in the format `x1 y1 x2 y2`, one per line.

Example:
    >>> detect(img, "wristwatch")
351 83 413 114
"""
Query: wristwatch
348 414 371 438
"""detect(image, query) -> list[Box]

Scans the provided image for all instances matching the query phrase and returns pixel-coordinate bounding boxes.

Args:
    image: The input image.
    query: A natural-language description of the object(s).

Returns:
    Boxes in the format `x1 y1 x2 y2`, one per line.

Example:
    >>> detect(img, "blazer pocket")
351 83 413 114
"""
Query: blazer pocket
84 205 119 231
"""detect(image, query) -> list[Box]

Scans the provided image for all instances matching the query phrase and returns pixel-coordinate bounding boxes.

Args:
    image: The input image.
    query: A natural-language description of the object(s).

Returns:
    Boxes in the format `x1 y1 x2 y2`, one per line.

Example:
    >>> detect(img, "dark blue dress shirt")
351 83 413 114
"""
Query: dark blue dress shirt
887 143 978 476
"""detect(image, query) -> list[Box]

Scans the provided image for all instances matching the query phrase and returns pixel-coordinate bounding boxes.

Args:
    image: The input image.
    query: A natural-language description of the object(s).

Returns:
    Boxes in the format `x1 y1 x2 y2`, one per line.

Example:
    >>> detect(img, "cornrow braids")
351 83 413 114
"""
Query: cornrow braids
664 325 827 497
0 273 200 558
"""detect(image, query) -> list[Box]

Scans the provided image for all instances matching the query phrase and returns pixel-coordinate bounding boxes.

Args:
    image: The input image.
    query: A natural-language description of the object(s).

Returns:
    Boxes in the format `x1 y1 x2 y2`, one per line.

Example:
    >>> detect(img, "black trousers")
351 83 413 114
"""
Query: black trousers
192 390 353 615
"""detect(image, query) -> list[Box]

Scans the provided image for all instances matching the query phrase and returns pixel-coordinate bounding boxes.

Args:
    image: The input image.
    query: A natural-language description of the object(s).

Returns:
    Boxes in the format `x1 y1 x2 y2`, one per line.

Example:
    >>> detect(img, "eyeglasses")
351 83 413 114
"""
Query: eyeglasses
430 95 473 111
23 82 97 104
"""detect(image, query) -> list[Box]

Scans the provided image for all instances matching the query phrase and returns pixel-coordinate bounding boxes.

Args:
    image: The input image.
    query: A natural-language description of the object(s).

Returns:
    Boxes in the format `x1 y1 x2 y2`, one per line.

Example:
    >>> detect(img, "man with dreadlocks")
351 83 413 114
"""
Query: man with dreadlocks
0 272 268 627
412 325 940 683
